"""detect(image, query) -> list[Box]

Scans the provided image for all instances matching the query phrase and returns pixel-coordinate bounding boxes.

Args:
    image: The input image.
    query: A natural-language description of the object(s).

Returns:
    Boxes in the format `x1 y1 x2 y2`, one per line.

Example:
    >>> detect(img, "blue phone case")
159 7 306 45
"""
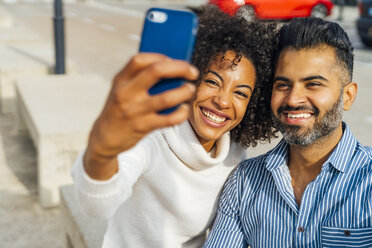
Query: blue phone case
139 8 198 114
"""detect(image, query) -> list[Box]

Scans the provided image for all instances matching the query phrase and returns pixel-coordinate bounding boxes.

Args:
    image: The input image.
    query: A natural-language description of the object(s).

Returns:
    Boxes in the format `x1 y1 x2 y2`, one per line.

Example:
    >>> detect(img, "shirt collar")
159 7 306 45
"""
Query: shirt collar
265 139 289 172
264 122 358 173
324 122 357 173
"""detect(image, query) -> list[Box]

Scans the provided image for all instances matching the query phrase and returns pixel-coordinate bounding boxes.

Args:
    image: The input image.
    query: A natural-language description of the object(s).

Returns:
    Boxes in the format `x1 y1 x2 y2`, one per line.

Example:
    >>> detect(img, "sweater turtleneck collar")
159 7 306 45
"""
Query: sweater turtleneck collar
161 120 231 171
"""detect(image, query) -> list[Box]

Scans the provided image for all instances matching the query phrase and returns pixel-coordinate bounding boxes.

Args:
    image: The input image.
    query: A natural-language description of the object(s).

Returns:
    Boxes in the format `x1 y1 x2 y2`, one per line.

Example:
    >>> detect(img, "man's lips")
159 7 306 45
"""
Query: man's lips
277 105 319 124
281 111 314 125
278 105 319 116
283 111 313 119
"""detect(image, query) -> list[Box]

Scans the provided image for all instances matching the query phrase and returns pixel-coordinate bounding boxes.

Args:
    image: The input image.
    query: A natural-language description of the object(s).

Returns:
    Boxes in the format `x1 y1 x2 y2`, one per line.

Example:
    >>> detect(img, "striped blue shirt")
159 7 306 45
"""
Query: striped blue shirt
204 123 372 248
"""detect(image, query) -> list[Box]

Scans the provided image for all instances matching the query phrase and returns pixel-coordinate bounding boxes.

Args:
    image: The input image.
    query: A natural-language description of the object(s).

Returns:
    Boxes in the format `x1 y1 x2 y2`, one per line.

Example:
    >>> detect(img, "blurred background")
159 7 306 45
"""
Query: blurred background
0 0 371 247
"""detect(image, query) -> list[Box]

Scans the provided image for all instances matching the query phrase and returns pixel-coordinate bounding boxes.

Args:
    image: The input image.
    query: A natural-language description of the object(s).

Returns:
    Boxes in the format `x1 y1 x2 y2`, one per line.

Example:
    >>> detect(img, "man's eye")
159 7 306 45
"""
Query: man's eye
307 82 321 87
275 83 290 90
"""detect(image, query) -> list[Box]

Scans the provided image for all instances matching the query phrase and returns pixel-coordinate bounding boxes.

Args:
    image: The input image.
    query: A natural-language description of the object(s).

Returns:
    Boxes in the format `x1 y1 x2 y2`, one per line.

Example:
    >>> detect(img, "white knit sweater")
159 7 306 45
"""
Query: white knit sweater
71 121 246 248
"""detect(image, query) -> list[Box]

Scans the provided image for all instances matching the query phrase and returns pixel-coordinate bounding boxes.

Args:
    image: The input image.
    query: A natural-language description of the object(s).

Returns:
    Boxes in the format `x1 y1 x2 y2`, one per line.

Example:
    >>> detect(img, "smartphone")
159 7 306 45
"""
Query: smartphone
139 7 198 114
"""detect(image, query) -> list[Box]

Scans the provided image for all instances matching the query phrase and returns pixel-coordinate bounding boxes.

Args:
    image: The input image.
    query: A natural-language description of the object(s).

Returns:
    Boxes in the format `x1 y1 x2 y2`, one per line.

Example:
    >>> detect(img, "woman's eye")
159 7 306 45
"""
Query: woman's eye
205 79 219 87
235 91 248 98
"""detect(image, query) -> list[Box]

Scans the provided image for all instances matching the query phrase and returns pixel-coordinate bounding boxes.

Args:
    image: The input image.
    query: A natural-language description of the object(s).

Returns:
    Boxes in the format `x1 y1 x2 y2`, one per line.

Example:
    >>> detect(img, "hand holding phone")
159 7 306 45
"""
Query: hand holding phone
139 8 198 114
84 54 198 180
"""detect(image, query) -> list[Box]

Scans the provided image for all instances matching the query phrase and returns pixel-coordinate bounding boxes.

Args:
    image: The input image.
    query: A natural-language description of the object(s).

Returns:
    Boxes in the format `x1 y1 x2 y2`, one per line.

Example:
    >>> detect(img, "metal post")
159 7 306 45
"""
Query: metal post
54 0 65 74
337 0 345 21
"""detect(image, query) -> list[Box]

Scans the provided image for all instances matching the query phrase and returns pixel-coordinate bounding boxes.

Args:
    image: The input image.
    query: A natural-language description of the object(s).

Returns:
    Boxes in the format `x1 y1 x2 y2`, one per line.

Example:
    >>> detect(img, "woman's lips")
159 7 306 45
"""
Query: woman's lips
200 107 230 128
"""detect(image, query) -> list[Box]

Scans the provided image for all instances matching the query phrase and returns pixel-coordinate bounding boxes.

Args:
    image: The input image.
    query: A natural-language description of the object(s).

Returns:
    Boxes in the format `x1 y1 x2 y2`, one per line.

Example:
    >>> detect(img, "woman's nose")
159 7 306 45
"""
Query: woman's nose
212 92 231 109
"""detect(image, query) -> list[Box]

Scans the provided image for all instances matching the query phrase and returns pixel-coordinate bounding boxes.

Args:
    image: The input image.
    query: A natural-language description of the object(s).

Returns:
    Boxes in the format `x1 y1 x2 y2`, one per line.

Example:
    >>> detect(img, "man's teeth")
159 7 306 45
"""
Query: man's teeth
202 109 226 123
287 113 311 119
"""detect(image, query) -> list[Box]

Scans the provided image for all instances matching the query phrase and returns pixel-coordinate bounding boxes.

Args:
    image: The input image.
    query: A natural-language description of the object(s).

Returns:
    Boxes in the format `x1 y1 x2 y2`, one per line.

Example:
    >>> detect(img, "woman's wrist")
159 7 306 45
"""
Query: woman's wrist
83 147 119 181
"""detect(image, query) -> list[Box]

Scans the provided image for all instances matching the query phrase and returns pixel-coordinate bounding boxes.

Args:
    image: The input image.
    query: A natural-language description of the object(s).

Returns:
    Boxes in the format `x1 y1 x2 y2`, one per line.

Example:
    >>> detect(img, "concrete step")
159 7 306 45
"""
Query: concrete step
15 74 110 207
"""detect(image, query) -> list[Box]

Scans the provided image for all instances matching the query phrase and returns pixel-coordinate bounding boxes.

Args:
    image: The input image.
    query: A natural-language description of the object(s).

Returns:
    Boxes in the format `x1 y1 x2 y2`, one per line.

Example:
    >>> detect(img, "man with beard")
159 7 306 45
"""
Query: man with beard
203 17 372 248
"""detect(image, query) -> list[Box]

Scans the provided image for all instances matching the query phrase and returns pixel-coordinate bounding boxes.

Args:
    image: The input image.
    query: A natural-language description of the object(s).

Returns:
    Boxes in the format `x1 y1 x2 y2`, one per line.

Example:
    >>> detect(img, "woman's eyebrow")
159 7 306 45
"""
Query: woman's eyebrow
207 70 223 82
237 84 253 93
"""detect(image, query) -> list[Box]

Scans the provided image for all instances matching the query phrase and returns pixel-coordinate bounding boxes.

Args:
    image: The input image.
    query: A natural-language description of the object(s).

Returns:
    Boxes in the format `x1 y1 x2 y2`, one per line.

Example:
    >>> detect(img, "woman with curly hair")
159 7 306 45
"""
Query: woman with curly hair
71 6 278 248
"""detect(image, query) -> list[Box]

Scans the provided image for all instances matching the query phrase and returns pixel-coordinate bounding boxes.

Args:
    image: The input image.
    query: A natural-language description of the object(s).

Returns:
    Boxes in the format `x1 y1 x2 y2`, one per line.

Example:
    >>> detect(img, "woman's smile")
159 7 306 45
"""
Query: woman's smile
200 106 231 127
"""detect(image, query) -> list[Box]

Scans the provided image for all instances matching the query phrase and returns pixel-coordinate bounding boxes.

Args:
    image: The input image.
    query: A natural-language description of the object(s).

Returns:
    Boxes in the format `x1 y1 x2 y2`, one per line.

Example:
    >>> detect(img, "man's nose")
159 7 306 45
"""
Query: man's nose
286 86 306 107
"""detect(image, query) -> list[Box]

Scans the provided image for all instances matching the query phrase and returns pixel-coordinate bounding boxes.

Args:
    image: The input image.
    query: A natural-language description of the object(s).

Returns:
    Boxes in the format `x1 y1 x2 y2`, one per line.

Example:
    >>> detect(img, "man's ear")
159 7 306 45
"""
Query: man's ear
342 82 357 111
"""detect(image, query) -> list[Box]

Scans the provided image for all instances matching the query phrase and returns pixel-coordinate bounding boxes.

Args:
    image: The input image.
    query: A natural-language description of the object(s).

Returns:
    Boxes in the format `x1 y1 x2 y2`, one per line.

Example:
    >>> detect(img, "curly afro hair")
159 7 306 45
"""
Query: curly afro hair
190 5 279 147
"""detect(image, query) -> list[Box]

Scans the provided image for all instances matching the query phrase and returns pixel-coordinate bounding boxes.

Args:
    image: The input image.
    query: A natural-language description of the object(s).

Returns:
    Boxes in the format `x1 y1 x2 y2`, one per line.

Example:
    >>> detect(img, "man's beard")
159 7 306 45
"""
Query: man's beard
272 94 343 146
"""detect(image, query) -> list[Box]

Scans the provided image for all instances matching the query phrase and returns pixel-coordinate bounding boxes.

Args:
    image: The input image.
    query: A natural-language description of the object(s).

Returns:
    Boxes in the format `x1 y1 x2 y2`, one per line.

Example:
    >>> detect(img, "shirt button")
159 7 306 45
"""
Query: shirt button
298 226 305 232
344 230 351 236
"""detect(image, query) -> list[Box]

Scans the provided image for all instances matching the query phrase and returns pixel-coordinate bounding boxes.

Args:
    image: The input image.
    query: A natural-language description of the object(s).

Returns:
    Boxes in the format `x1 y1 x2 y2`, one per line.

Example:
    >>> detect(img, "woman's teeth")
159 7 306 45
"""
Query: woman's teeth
287 113 311 119
202 108 226 123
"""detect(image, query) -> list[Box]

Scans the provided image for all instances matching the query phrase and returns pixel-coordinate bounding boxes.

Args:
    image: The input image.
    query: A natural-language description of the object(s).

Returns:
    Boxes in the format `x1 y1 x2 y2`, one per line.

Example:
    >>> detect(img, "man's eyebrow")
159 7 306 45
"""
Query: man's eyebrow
273 76 291 82
273 75 329 83
300 75 328 82
206 70 223 82
237 84 253 93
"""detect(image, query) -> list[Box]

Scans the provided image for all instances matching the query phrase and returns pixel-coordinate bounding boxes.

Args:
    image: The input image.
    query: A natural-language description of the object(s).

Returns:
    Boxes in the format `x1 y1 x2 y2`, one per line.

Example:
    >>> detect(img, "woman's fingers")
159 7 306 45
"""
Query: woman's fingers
155 103 191 127
115 58 199 97
114 53 170 83
138 59 199 89
133 104 191 133
147 83 196 112
109 57 198 119
112 82 195 119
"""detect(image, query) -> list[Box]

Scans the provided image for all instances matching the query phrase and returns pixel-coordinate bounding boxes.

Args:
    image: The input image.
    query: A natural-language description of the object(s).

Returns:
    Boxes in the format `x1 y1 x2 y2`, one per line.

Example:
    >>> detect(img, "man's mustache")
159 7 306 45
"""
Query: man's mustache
277 105 320 116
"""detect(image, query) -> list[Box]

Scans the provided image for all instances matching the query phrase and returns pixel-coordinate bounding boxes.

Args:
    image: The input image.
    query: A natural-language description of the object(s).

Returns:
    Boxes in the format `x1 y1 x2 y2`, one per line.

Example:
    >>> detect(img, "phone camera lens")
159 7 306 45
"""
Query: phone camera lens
147 11 167 23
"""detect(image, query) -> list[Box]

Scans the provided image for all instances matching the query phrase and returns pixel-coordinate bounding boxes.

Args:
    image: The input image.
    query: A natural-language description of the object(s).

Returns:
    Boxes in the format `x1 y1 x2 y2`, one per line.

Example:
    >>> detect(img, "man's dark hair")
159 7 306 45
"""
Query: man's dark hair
190 5 279 147
277 17 354 83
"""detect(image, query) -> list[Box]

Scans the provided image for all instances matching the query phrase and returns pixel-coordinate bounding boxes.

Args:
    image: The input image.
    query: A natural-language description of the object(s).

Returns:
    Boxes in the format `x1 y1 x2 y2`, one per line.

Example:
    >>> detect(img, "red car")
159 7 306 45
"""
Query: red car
209 0 334 20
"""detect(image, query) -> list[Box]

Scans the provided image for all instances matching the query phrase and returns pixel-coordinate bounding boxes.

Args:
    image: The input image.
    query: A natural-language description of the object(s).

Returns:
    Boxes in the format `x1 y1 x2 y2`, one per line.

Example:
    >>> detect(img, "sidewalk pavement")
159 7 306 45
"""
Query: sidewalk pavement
0 113 64 248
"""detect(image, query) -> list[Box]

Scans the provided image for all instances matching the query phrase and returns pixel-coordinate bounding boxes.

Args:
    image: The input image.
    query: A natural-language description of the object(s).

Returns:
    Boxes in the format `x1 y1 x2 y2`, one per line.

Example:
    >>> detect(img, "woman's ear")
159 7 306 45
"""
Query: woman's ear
342 82 357 111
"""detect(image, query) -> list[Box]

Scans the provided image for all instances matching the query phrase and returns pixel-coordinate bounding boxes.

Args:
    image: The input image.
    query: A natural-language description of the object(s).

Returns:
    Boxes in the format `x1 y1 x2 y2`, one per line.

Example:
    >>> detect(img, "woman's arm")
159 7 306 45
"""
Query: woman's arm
84 53 198 181
72 134 159 219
